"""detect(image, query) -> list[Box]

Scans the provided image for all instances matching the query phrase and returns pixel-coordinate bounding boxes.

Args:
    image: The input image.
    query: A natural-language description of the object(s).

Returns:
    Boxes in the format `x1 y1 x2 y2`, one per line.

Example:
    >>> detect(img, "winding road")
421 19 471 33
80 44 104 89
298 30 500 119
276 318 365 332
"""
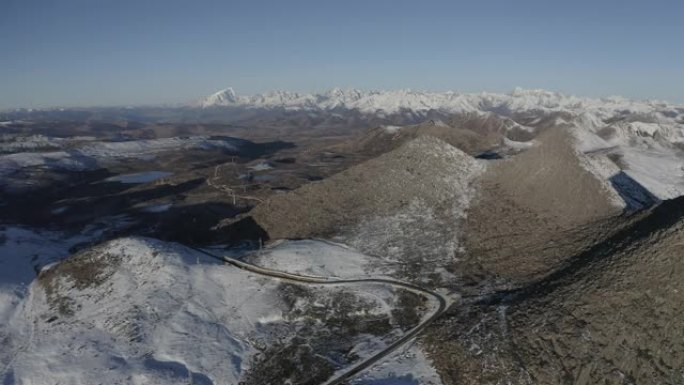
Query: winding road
189 246 450 385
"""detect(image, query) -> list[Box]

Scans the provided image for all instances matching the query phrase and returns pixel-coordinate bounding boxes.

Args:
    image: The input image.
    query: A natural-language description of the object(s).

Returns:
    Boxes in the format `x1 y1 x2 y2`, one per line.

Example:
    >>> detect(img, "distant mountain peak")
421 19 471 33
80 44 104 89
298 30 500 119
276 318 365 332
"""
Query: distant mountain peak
200 87 239 107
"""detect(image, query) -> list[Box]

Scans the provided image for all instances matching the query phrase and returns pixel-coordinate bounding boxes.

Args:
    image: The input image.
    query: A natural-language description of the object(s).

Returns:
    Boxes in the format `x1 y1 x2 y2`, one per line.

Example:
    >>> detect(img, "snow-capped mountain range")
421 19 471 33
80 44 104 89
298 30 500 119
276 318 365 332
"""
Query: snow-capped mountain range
199 87 684 151
200 87 683 119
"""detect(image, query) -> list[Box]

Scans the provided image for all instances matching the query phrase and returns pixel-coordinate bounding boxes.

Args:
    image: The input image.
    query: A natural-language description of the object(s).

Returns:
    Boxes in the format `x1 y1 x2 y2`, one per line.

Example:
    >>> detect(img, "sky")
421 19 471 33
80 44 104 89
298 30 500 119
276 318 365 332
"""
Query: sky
1 0 683 109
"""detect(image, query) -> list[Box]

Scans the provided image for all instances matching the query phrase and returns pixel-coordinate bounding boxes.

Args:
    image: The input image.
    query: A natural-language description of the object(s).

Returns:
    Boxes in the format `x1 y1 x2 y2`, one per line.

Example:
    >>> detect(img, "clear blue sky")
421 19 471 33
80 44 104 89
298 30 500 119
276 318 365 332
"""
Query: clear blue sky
1 0 683 108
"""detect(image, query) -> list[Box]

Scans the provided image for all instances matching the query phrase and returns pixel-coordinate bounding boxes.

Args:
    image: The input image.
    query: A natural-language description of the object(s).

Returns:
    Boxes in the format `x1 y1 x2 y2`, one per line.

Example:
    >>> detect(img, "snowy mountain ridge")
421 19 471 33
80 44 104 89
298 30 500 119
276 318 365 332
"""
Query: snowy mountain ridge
199 87 683 119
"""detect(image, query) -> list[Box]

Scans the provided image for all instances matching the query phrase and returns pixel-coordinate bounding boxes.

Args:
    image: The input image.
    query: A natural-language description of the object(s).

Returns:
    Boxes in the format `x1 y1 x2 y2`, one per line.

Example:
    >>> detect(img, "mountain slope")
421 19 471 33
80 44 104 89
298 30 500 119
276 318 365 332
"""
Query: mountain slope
427 196 684 385
348 112 529 157
251 136 484 240
461 128 626 286
249 136 485 285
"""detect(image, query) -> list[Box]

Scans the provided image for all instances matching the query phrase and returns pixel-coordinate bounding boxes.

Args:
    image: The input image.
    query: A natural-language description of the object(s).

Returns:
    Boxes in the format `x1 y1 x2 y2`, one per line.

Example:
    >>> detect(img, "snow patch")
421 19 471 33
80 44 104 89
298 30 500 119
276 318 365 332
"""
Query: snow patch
252 239 377 279
383 125 403 134
350 341 443 385
503 137 536 150
247 162 274 171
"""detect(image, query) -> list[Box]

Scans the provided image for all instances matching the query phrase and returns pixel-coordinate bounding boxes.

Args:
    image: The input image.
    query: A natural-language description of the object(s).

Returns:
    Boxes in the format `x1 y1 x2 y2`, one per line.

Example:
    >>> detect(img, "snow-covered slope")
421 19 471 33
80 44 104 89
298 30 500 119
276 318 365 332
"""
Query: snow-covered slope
1 238 264 384
0 134 96 154
0 238 412 384
0 236 440 384
0 136 243 191
569 117 684 200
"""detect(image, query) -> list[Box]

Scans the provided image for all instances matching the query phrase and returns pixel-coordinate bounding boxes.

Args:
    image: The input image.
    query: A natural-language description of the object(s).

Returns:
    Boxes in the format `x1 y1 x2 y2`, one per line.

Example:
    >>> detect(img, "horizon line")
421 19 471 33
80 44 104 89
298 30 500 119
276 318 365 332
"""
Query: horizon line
2 86 681 112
